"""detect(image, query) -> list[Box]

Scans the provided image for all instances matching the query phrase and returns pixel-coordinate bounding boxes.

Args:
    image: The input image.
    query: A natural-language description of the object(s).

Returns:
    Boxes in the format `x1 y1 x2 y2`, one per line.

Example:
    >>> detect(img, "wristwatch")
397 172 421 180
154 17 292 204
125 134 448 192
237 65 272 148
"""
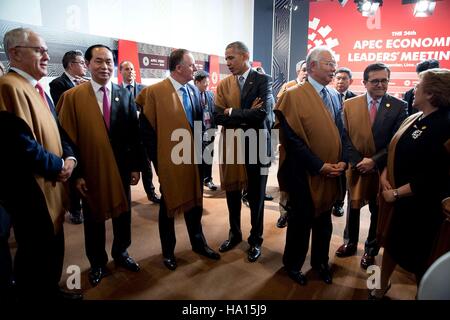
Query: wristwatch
393 189 399 200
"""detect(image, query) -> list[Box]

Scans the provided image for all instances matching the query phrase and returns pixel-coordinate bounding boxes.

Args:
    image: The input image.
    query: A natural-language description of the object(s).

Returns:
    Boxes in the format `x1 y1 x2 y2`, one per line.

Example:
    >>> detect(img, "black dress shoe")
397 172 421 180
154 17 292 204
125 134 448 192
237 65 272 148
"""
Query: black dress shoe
276 215 288 228
264 194 274 201
335 243 357 257
360 253 375 270
114 256 140 272
204 181 218 191
219 238 242 252
314 264 332 284
163 257 177 270
332 205 344 217
247 245 261 262
88 266 110 287
193 246 221 260
147 192 161 204
286 269 307 286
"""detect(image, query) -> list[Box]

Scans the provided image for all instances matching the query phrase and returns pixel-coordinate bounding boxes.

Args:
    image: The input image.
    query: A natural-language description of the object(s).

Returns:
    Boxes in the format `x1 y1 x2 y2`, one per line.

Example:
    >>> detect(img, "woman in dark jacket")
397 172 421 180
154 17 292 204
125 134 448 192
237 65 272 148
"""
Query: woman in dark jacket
372 68 450 299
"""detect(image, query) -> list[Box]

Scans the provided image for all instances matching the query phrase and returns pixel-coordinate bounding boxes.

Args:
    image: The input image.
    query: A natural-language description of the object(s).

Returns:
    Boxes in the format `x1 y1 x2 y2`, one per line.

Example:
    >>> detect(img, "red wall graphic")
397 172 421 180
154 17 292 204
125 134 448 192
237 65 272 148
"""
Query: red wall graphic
309 0 450 94
117 39 141 84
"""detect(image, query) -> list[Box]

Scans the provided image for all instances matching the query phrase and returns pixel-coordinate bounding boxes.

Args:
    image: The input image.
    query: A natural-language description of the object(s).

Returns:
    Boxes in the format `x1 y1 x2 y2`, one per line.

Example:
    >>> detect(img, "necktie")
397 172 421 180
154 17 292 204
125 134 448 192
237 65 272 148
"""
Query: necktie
179 86 193 127
320 87 335 117
238 75 245 91
35 83 50 110
126 84 133 98
99 86 111 130
340 93 345 103
370 99 378 124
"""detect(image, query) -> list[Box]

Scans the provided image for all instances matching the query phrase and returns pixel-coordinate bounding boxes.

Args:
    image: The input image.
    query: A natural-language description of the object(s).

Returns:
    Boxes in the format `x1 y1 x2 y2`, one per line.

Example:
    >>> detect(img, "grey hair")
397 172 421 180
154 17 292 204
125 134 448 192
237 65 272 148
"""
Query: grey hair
3 27 34 60
295 60 306 72
306 46 333 73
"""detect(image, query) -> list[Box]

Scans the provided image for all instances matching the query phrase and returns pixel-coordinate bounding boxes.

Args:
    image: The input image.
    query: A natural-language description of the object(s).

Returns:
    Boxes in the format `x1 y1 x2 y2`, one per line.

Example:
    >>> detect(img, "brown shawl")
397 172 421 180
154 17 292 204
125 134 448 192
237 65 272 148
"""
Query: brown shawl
58 82 128 222
275 81 342 215
0 73 66 232
277 80 298 99
214 75 247 192
136 78 202 217
344 95 379 209
376 112 422 246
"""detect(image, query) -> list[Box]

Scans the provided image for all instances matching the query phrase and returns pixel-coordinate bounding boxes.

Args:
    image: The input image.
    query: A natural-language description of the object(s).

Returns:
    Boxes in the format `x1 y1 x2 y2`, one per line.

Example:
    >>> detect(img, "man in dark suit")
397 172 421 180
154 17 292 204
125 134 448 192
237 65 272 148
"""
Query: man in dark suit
119 60 160 204
136 49 220 271
58 45 143 287
194 70 218 191
214 41 273 262
335 63 407 269
49 50 88 224
275 46 349 285
403 59 439 116
331 67 357 217
0 27 80 299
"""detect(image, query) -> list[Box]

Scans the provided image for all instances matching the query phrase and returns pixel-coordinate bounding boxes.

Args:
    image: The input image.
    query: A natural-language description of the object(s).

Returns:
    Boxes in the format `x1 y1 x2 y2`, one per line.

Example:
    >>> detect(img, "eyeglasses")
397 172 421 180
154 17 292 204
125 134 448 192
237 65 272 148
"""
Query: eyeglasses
320 60 337 68
367 78 389 85
14 46 49 56
71 60 86 66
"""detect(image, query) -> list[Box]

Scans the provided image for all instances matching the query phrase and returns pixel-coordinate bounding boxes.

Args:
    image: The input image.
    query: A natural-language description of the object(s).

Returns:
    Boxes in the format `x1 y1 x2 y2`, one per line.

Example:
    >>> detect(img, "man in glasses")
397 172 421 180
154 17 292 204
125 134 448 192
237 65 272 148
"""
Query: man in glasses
50 50 88 225
275 46 349 286
335 62 407 269
0 27 80 300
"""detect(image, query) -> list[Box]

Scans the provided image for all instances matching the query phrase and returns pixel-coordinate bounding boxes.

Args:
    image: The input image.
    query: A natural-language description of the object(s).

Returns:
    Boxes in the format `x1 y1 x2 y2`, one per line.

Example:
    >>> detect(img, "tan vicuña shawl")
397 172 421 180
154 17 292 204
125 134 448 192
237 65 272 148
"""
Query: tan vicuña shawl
275 81 342 215
214 75 248 192
58 82 128 222
343 95 379 209
136 78 202 217
0 73 66 232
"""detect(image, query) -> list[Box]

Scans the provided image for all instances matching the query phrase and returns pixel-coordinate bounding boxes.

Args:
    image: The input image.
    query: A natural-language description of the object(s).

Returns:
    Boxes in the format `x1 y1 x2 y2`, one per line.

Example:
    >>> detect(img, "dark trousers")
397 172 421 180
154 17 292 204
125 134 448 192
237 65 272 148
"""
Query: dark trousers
158 196 207 259
202 137 215 183
0 205 13 293
334 175 347 207
69 184 82 214
82 187 132 268
283 195 333 270
225 164 268 247
343 197 379 256
11 204 64 297
142 156 156 196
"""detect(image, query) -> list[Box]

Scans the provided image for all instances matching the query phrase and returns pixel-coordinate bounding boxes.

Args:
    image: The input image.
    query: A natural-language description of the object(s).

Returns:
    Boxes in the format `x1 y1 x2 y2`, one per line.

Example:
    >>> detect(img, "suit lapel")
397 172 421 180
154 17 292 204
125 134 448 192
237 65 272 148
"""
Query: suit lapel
373 94 389 130
240 69 255 106
62 73 75 89
110 83 122 130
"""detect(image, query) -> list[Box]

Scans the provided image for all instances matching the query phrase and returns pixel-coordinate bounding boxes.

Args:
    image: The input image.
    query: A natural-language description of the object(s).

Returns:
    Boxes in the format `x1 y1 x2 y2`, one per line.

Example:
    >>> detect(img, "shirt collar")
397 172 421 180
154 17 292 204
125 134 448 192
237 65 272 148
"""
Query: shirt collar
10 67 38 86
168 75 185 92
367 94 381 107
237 67 251 83
91 78 112 93
308 76 327 95
122 81 135 88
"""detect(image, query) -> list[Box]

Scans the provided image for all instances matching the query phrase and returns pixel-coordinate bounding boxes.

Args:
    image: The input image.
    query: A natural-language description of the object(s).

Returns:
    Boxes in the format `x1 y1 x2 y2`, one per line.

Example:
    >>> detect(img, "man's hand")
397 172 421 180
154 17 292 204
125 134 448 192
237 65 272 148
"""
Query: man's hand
57 159 75 182
76 178 88 198
251 97 263 109
130 171 140 185
356 157 375 174
320 163 343 177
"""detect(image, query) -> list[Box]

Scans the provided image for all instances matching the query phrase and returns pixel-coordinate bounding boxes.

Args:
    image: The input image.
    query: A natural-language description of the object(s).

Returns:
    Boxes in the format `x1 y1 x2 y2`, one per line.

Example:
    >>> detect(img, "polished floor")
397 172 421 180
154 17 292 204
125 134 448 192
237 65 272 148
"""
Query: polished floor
55 158 417 300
